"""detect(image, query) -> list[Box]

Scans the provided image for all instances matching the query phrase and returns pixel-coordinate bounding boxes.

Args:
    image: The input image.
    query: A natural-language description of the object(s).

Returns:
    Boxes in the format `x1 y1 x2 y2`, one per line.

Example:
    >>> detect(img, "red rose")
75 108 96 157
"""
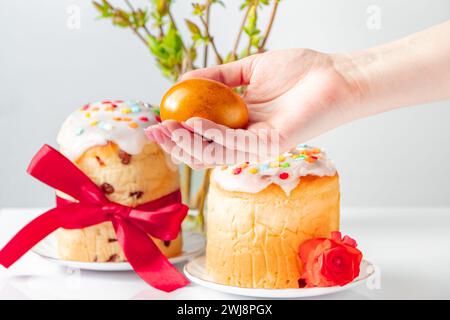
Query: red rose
299 231 363 287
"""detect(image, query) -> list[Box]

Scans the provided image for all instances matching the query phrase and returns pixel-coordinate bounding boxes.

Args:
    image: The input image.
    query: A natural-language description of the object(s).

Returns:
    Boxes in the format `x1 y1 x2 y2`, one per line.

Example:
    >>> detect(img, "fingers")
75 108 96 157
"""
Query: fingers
161 120 213 166
184 118 255 153
145 121 262 167
184 117 279 160
146 124 206 170
163 120 259 165
180 54 258 88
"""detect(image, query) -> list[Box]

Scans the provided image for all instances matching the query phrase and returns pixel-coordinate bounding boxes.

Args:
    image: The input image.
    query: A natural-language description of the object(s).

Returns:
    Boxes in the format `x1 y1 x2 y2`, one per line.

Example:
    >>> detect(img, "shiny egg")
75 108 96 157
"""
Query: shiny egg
160 78 249 129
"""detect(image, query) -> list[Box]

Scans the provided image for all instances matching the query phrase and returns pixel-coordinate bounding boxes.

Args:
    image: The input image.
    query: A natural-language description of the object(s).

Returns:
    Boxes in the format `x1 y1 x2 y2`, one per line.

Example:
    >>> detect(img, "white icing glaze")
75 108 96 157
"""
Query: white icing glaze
212 144 336 196
57 100 159 161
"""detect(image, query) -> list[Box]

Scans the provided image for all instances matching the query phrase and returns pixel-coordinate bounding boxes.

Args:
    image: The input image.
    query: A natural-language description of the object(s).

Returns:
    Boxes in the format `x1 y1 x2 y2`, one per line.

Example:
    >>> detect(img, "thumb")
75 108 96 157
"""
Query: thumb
180 54 259 88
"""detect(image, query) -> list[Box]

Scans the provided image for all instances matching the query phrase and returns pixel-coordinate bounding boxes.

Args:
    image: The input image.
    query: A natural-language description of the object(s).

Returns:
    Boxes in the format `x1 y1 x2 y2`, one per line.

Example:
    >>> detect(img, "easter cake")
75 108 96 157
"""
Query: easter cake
206 145 339 288
56 100 182 262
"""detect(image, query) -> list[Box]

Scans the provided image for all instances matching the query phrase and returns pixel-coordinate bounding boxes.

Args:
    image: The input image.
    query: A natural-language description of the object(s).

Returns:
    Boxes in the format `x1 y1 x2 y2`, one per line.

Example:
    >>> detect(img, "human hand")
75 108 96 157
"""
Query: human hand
147 22 450 169
146 49 364 169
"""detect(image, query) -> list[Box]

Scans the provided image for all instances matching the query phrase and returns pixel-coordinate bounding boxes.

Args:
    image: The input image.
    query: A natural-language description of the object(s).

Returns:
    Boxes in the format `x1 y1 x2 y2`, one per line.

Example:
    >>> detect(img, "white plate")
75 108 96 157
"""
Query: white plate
32 231 205 271
184 256 376 299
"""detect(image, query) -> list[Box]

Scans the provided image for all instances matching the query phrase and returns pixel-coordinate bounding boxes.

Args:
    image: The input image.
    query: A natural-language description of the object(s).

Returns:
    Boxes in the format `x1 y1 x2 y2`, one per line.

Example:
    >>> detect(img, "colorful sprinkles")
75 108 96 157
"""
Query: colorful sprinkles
99 122 113 131
212 144 336 196
222 144 324 178
75 127 84 136
232 167 242 175
74 101 157 136
279 172 289 180
131 106 141 113
129 122 139 129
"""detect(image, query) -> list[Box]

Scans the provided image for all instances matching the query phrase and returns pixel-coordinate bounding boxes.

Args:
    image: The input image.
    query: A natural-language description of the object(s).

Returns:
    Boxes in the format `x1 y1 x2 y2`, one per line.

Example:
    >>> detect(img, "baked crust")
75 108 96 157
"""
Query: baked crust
206 174 340 288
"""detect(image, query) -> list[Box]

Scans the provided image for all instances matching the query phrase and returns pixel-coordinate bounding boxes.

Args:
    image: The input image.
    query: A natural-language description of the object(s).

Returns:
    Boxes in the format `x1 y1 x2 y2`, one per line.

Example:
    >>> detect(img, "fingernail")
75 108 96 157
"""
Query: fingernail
180 122 194 132
160 125 172 137
153 130 165 144
144 128 155 141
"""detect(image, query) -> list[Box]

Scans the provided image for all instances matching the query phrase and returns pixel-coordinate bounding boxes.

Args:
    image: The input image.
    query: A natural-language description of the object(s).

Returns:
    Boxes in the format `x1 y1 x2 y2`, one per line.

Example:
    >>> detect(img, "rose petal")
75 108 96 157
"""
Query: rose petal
330 231 342 242
299 238 326 262
342 235 358 247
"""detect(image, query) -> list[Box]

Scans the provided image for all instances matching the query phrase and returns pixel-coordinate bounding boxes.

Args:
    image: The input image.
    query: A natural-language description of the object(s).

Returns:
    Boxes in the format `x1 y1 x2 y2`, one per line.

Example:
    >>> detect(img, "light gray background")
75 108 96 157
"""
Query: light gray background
0 0 449 207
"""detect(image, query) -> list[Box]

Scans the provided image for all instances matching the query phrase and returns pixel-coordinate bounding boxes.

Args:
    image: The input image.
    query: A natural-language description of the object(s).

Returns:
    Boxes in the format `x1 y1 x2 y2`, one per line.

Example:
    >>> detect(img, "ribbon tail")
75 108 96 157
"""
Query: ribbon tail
0 204 108 268
0 207 68 268
113 218 189 292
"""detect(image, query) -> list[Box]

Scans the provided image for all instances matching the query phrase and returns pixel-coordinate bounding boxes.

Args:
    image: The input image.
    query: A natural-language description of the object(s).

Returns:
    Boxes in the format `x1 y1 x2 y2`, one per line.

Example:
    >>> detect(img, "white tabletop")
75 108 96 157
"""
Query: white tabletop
0 207 449 300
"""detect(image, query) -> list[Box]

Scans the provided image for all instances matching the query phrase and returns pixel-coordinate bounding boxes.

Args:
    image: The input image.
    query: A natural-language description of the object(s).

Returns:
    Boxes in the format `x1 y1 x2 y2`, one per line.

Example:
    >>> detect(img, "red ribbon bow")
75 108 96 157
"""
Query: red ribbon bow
0 145 189 292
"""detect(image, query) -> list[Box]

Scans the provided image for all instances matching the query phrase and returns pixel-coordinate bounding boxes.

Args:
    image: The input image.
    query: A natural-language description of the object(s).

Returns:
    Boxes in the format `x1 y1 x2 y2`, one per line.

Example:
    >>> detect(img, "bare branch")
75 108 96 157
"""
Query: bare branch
203 1 212 67
259 0 279 50
103 0 148 46
199 15 223 64
167 10 188 52
231 6 251 60
123 0 152 38
130 27 148 45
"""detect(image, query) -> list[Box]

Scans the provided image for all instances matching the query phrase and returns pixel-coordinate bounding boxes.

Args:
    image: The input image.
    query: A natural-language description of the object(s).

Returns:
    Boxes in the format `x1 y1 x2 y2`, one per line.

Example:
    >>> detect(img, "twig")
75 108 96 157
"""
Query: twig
182 165 192 206
199 15 223 64
123 0 152 38
123 0 134 11
130 27 148 46
246 36 252 56
203 1 211 67
259 0 279 50
142 24 153 39
197 168 211 232
168 9 194 73
231 6 250 60
158 25 164 40
167 10 188 53
104 0 148 46
245 4 257 56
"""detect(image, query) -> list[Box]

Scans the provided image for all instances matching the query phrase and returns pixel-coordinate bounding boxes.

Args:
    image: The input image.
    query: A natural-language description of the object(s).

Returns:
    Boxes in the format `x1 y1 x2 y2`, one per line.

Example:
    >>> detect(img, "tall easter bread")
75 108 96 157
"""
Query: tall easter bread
206 145 340 288
56 100 182 262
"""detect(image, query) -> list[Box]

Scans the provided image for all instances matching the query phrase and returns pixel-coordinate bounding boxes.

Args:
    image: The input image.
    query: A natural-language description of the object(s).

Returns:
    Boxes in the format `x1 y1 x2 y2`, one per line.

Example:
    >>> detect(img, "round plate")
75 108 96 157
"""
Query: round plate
32 231 205 271
184 256 375 298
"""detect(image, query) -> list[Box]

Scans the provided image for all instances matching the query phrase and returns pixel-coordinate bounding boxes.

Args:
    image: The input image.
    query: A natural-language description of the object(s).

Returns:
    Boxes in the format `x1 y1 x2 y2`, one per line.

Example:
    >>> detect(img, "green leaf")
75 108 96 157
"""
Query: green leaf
185 19 201 36
189 46 198 61
162 27 183 55
211 0 225 7
111 9 131 27
92 1 103 13
224 52 235 63
239 48 249 58
155 0 169 16
251 35 261 47
192 3 206 16
148 35 170 60
92 1 113 18
133 9 148 28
